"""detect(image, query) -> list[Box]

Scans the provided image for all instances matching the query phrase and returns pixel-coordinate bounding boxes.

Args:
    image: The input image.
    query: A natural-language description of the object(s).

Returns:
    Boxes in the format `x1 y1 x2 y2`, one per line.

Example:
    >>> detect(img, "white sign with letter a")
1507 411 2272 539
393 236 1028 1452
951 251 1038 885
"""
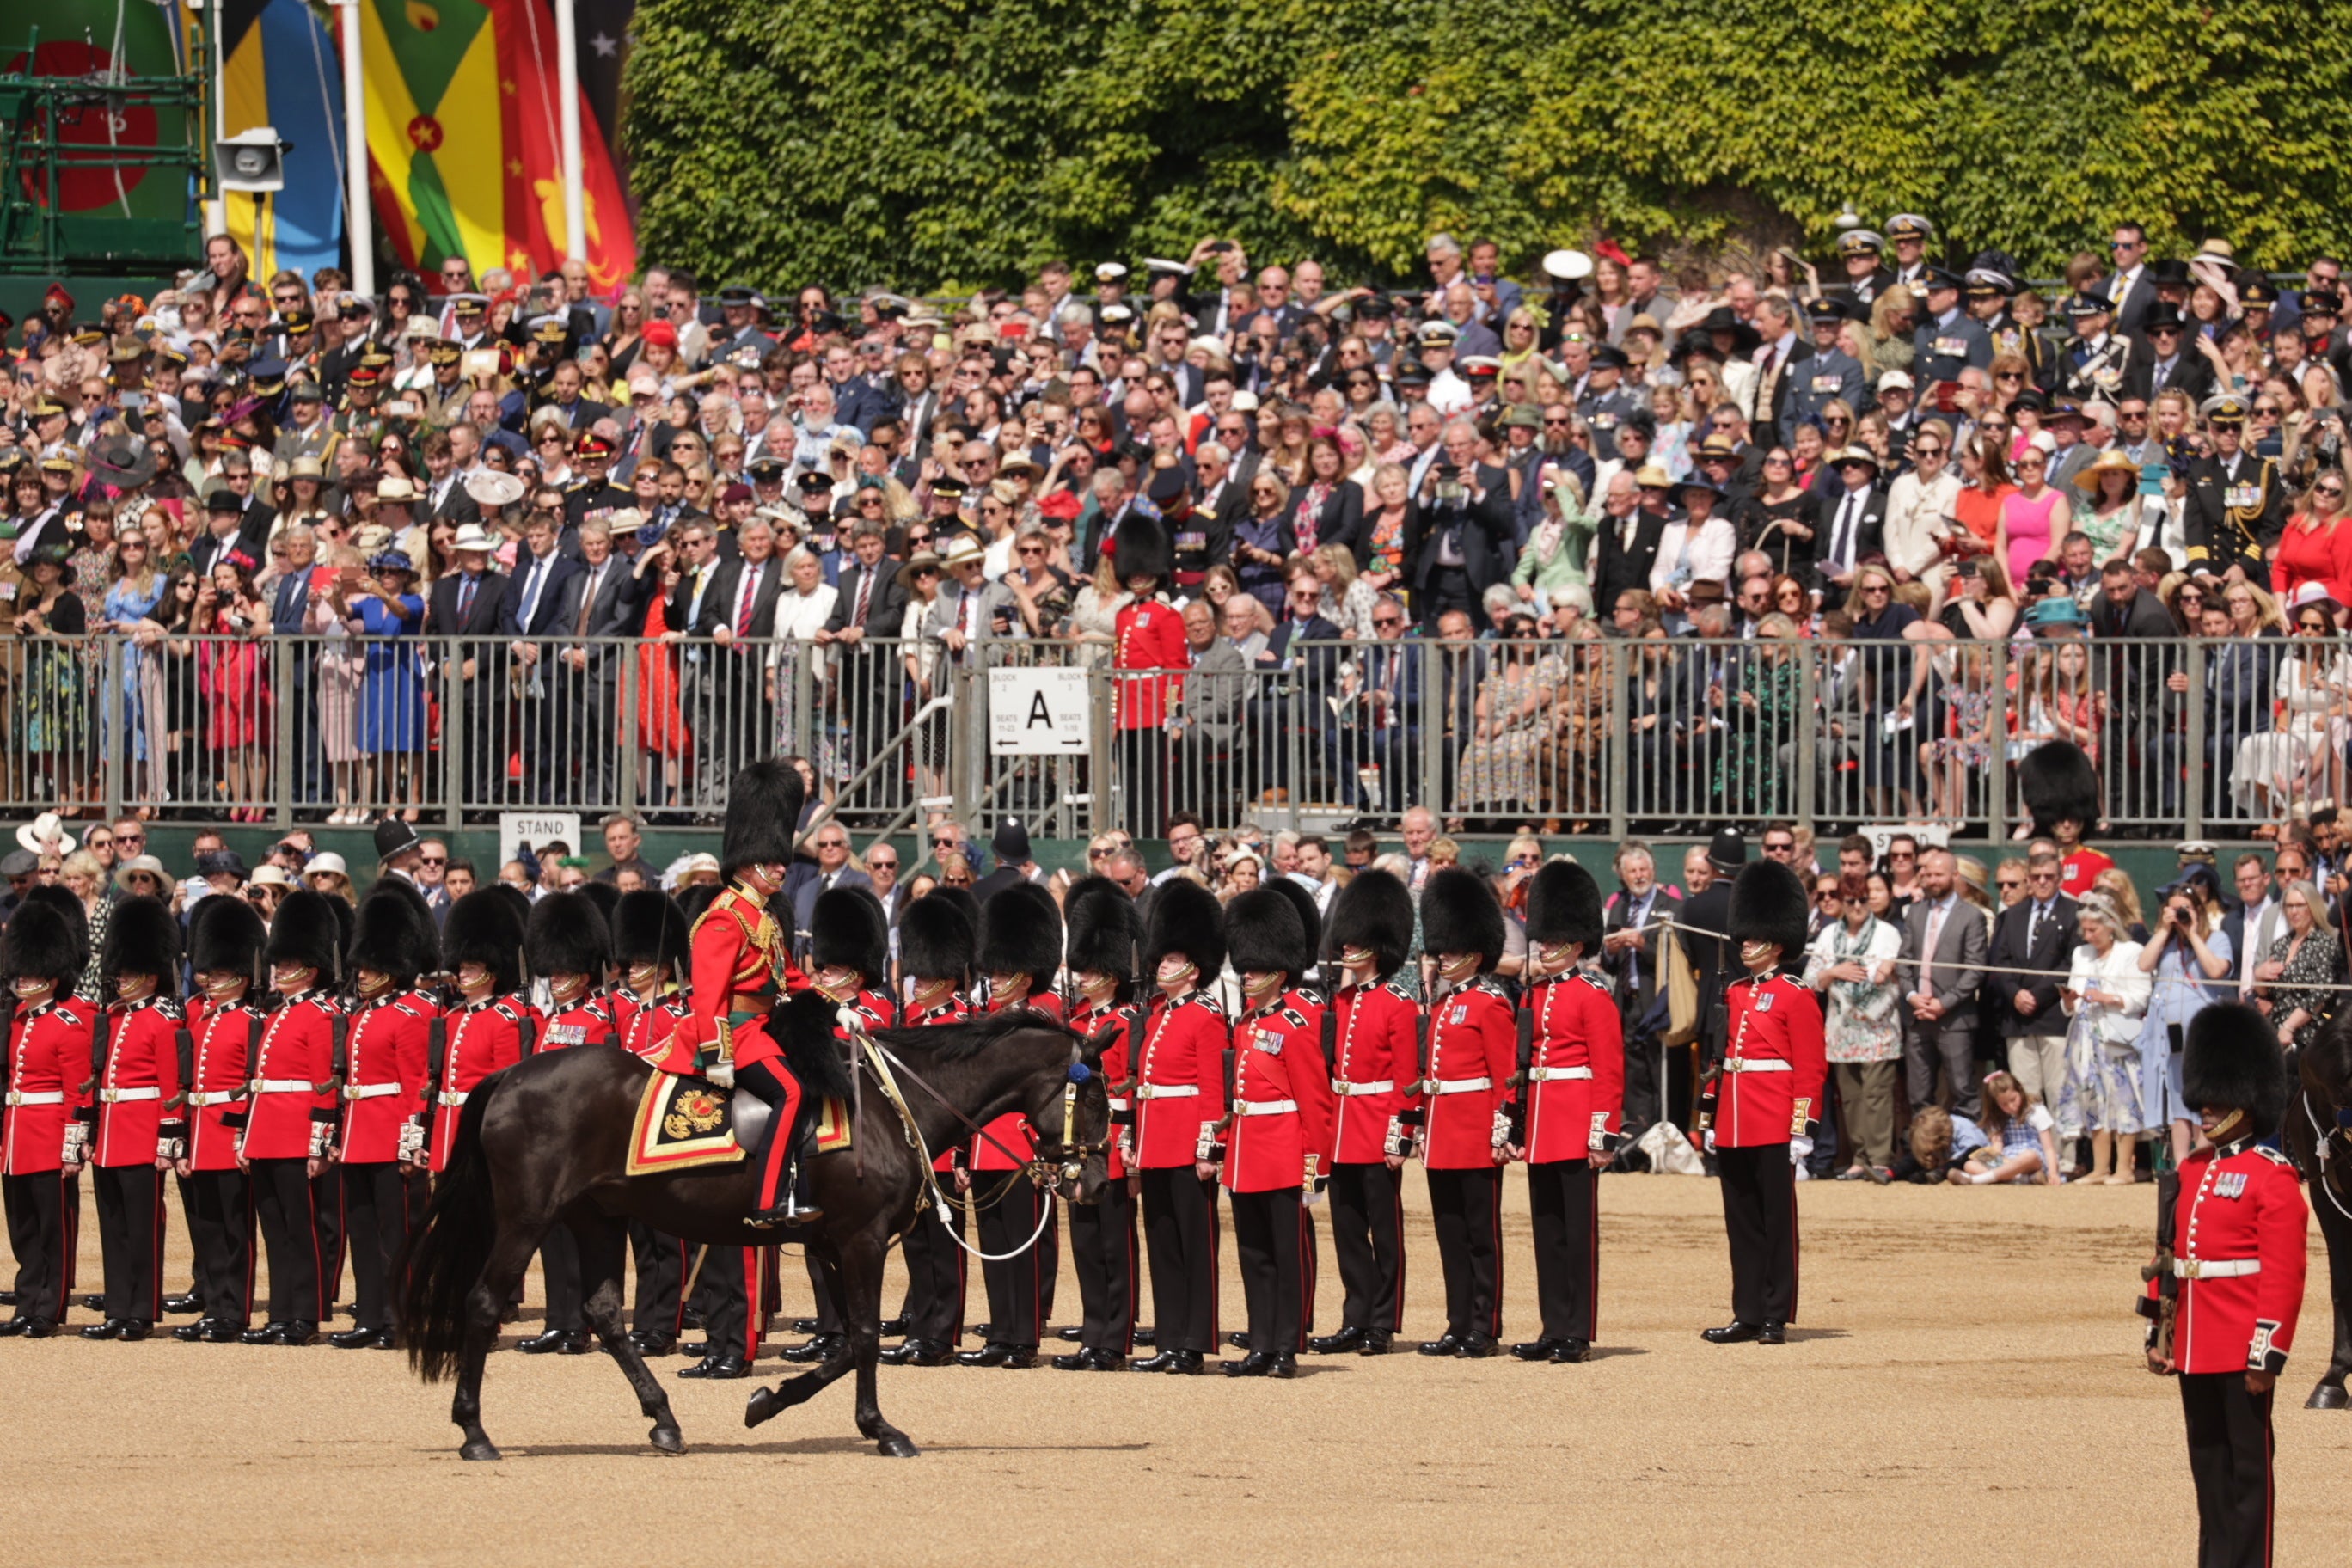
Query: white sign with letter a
989 668 1090 755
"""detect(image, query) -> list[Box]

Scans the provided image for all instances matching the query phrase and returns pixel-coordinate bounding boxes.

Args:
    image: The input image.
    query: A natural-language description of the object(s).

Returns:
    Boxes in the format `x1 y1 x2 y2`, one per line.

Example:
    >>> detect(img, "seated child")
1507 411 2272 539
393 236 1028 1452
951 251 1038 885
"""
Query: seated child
1946 1070 2061 1185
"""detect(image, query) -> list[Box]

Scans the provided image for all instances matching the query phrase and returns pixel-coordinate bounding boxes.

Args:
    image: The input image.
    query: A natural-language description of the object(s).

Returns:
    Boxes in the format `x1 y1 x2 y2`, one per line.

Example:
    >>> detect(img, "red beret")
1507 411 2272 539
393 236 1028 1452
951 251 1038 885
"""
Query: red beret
640 319 678 349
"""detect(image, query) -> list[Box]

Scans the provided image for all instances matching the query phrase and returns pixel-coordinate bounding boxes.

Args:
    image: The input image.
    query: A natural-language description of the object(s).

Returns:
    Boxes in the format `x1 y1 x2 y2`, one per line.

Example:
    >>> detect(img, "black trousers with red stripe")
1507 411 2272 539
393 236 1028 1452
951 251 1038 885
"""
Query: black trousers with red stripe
249 1156 324 1325
340 1161 413 1333
2181 1372 2276 1568
1328 1161 1406 1333
1716 1142 1798 1326
1527 1158 1601 1344
2 1170 76 1323
974 1173 1050 1350
1139 1167 1220 1354
537 1222 582 1333
1068 1176 1136 1354
897 1196 968 1345
1424 1167 1503 1339
628 1220 687 1338
311 1167 346 1314
91 1164 165 1322
184 1167 252 1325
1229 1185 1314 1354
698 1245 766 1360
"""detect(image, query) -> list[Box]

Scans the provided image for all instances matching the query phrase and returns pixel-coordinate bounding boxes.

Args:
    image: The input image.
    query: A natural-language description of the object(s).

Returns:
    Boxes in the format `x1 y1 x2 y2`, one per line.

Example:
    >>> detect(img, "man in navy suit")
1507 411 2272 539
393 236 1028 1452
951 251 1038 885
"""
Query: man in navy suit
498 510 585 806
556 515 648 808
692 514 786 798
426 526 511 816
269 523 325 805
1329 595 1421 816
1251 564 1343 803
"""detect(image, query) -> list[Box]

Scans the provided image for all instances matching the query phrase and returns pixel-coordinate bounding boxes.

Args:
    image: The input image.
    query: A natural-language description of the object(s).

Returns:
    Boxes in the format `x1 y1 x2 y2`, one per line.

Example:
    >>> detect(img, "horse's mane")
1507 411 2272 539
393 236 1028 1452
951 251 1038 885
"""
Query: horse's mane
872 1008 1082 1063
2306 1011 2352 1102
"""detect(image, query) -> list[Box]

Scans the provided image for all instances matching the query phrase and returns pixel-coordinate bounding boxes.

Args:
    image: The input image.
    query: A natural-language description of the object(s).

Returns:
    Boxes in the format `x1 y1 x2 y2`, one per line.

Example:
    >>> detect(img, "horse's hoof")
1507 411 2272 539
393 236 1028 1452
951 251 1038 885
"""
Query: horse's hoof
744 1387 783 1429
874 1433 921 1458
650 1424 684 1454
458 1439 502 1462
2306 1381 2350 1411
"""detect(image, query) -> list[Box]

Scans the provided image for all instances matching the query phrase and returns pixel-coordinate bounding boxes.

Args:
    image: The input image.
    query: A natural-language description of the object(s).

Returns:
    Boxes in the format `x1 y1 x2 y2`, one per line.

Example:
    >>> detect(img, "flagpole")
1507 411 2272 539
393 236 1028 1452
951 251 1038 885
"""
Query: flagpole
554 0 585 262
340 0 374 296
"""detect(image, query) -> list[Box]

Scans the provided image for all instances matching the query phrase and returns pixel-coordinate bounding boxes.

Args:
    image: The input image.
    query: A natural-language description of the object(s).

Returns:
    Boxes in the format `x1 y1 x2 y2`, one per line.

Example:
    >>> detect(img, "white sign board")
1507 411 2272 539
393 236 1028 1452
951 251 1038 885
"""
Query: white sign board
1857 822 1952 861
500 812 583 877
989 667 1091 755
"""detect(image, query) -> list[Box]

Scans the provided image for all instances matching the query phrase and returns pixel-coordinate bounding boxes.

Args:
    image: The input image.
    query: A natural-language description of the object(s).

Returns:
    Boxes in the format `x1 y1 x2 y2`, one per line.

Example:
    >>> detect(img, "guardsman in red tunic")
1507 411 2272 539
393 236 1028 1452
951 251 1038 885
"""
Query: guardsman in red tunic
1108 511 1187 835
1416 868 1516 1357
518 891 617 1357
1057 877 1144 1371
176 897 266 1342
1218 888 1337 1378
2145 1004 2307 1568
428 891 533 1176
878 891 976 1370
1698 862 1827 1346
333 882 437 1351
0 901 94 1337
78 897 186 1340
239 890 346 1345
613 890 694 1355
1310 869 1421 1357
1130 879 1228 1374
1506 862 1624 1364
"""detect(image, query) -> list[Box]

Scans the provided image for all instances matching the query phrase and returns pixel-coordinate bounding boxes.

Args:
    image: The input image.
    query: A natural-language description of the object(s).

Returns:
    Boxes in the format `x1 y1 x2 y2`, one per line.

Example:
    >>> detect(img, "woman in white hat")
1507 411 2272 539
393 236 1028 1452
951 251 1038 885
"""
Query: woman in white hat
302 852 355 906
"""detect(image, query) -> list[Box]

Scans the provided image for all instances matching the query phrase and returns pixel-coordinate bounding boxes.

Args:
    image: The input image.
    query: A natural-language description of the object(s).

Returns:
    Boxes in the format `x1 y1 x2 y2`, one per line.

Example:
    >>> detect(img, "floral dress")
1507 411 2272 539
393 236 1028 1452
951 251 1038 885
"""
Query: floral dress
2058 940 2150 1136
2263 928 2344 1053
1714 653 1803 817
1458 652 1567 812
1802 916 1902 1063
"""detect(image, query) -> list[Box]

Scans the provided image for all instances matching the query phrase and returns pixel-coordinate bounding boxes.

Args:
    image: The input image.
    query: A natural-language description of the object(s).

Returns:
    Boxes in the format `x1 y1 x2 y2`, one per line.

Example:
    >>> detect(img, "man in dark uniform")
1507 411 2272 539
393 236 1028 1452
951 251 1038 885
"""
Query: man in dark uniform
79 897 185 1341
2058 293 2135 402
612 889 695 1355
1911 267 1992 387
1057 878 1145 1371
332 883 438 1351
1575 344 1642 462
1785 298 1868 445
879 892 976 1369
1885 213 1936 291
1834 230 1895 307
0 900 92 1338
2183 394 2286 582
1683 830 1743 1072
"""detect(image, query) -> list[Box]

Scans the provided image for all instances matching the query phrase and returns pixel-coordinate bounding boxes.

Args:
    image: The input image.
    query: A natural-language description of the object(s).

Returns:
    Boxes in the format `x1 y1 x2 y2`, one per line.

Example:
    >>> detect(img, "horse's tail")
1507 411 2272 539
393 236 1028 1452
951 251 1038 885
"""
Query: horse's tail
779 988 854 1101
398 1074 502 1383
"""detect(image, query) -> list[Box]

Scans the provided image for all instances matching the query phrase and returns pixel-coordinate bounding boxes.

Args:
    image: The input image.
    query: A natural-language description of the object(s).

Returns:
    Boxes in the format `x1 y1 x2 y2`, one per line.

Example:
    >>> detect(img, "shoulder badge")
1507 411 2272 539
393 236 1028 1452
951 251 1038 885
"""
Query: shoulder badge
1279 1006 1309 1030
392 1001 422 1020
2253 1145 2294 1167
1383 980 1415 1001
493 999 524 1026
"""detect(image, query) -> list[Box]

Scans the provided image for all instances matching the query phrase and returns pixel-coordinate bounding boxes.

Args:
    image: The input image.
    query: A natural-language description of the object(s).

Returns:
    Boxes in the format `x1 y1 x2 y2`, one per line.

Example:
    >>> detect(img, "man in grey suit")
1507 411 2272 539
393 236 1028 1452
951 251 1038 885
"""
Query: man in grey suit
1987 849 2079 1113
557 515 647 808
1900 848 1990 1119
785 821 871 961
1167 598 1246 823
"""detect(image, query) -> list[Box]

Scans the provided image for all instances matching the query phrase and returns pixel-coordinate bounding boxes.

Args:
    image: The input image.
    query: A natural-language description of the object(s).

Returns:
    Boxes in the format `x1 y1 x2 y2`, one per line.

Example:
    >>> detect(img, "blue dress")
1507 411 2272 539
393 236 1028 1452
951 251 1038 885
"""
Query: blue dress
102 579 167 761
2134 929 2231 1130
357 593 427 753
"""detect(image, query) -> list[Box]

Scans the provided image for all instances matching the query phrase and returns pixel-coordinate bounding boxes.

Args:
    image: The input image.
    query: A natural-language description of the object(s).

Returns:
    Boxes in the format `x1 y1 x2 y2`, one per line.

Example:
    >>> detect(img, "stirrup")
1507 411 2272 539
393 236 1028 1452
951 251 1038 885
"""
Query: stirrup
748 1164 822 1228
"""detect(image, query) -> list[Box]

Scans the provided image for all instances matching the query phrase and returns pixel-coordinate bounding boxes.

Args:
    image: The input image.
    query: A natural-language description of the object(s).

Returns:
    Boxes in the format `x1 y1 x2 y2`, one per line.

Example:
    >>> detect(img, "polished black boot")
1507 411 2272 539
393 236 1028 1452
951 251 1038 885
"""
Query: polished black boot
1308 1326 1365 1355
779 1331 844 1363
1701 1320 1763 1344
879 1338 955 1367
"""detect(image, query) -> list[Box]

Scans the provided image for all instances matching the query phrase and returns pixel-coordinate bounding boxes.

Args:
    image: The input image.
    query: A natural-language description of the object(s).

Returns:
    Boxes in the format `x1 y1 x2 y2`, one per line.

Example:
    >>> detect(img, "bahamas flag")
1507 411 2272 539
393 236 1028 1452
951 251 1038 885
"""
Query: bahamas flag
217 0 346 279
359 0 635 291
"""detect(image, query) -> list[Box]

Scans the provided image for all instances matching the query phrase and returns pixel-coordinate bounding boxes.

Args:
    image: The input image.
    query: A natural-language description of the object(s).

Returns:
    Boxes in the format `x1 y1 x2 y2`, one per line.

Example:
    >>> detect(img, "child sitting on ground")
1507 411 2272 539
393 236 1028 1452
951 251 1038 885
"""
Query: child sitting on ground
1902 1104 1988 1183
1947 1071 2061 1186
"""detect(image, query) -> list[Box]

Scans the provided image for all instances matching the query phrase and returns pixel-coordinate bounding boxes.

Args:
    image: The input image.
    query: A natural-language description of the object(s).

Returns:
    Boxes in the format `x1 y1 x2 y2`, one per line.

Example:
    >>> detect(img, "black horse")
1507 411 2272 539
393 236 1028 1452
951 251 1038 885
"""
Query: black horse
2284 1016 2352 1410
400 993 1109 1458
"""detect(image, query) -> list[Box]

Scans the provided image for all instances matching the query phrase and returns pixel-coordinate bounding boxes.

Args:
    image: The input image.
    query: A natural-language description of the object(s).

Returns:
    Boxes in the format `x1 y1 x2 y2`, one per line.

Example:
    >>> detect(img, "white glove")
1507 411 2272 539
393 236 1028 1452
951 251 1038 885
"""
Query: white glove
1702 1128 1717 1153
707 1062 735 1090
396 1119 426 1161
1790 1136 1814 1161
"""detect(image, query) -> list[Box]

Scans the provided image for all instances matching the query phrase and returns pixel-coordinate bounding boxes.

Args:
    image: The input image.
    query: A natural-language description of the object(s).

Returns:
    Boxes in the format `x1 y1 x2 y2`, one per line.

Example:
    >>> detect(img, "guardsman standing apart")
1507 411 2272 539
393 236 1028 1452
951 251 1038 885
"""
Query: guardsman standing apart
879 891 976 1369
0 901 93 1337
1311 868 1422 1357
1218 888 1337 1378
80 897 186 1340
963 881 1067 1369
2145 1003 2306 1568
1508 861 1623 1364
1697 861 1826 1346
428 891 533 1177
240 890 347 1346
177 897 266 1342
334 881 437 1350
1057 876 1144 1371
1416 867 1516 1357
613 889 694 1355
1130 879 1228 1375
1108 513 1188 836
518 891 617 1355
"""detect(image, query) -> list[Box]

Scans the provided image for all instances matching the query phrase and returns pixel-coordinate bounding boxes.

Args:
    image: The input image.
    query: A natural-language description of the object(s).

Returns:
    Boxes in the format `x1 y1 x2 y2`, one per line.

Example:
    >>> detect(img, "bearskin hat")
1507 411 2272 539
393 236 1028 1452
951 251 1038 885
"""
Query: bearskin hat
525 891 612 979
18 884 88 973
1420 867 1504 973
1525 860 1604 951
492 883 534 934
100 895 181 993
267 889 346 981
1224 887 1308 982
350 879 438 983
1145 878 1225 981
2 900 85 990
720 757 805 876
1111 511 1173 585
812 885 889 983
1728 861 1810 959
1264 877 1322 971
612 891 690 973
1063 876 1140 986
188 892 266 983
1325 868 1412 977
442 888 526 995
2018 740 2100 840
574 879 621 924
900 891 976 984
980 881 1063 988
2183 1002 2291 1130
676 881 722 928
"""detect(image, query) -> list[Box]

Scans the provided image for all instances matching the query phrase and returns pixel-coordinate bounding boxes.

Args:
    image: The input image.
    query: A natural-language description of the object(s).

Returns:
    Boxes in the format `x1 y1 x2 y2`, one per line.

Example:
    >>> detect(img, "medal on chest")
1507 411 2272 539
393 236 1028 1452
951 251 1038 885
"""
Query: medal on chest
2214 1170 2248 1200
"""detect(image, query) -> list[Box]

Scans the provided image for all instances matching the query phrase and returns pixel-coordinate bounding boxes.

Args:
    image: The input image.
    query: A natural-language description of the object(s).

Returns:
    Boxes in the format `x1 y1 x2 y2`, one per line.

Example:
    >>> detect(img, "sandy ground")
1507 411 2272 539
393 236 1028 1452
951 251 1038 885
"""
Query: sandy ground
3 1173 2344 1566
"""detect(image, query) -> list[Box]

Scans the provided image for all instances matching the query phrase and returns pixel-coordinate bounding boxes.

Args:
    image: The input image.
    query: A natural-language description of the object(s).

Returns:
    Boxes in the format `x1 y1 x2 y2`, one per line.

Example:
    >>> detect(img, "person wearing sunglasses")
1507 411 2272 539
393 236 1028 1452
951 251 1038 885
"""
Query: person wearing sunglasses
2120 301 2216 405
2181 393 2285 584
2271 471 2352 610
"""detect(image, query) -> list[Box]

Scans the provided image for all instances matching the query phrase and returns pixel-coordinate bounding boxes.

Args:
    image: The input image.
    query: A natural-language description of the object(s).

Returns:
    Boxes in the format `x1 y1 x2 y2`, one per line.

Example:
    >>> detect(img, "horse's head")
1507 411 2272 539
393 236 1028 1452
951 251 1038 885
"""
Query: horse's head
2302 1014 2352 1213
1030 1026 1112 1205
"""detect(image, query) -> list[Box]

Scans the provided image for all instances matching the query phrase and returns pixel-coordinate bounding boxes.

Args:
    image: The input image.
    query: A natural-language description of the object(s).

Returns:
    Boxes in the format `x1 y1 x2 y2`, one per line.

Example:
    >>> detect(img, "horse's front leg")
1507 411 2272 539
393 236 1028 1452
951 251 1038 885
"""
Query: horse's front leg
743 1240 857 1430
2310 1180 2352 1410
840 1225 916 1456
455 1228 542 1461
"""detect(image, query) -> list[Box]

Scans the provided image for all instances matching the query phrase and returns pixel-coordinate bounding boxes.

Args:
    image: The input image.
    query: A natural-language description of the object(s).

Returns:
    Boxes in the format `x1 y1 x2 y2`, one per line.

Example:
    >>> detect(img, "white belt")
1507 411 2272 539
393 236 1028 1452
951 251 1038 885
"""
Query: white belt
1135 1083 1199 1100
1335 1079 1395 1096
435 1090 469 1108
1721 1058 1792 1074
1107 1097 1130 1111
344 1082 405 1101
1528 1066 1593 1082
1430 1077 1494 1095
1233 1099 1299 1117
98 1087 161 1104
251 1079 317 1094
4 1090 64 1107
186 1090 248 1107
2175 1258 2261 1280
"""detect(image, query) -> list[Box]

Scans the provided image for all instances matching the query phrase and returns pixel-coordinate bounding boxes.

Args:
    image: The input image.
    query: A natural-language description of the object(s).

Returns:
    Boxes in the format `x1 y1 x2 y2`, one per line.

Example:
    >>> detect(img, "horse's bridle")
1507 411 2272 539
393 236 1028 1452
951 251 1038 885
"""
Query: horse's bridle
1028 1041 1110 1189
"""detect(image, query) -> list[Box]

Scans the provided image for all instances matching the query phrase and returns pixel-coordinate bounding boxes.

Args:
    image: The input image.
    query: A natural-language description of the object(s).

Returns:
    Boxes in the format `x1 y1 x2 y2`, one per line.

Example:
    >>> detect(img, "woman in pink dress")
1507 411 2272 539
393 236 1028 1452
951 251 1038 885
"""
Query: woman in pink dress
2000 445 2070 585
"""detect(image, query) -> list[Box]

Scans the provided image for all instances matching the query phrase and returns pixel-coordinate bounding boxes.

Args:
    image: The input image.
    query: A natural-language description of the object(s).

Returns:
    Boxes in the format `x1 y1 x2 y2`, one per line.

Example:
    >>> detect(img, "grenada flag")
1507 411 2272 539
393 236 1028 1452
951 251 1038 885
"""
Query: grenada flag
358 0 635 291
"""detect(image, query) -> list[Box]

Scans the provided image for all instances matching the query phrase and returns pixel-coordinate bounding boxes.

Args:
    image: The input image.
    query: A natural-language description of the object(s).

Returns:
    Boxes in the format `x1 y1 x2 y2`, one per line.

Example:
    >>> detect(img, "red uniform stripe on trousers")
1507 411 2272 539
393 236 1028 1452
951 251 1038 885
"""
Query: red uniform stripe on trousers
147 1170 165 1321
1489 1183 1504 1339
741 1246 763 1361
1295 1201 1314 1352
304 1176 325 1322
1388 1184 1406 1333
61 1172 78 1292
242 1180 257 1320
1586 1173 1601 1344
1787 1180 1801 1325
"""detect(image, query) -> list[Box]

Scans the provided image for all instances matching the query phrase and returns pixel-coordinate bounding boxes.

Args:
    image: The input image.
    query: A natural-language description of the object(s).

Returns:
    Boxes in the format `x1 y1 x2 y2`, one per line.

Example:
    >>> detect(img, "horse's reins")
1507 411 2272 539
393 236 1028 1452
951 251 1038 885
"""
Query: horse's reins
2302 1091 2352 1222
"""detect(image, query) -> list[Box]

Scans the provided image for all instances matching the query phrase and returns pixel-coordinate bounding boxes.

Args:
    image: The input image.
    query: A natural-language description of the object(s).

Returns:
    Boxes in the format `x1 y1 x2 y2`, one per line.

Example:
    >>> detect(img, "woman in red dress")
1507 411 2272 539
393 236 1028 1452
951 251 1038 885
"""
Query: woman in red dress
634 531 689 811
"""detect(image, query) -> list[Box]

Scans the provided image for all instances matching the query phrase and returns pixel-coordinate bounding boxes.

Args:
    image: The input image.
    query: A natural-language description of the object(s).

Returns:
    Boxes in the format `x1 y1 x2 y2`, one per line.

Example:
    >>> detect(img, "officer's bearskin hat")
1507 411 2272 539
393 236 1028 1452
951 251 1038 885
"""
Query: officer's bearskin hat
1265 876 1323 974
1111 512 1173 585
1064 876 1141 988
2184 1001 2292 1131
350 879 438 983
18 884 89 974
1728 861 1810 959
1524 860 1604 951
100 895 181 993
720 757 804 877
1224 886 1308 983
267 889 346 982
574 878 621 925
900 891 976 985
812 885 890 984
2019 740 2101 841
188 892 266 984
980 881 1063 989
613 890 691 973
1145 878 1225 982
443 888 526 994
525 891 611 979
2 899 85 991
1325 867 1412 977
1421 867 1504 973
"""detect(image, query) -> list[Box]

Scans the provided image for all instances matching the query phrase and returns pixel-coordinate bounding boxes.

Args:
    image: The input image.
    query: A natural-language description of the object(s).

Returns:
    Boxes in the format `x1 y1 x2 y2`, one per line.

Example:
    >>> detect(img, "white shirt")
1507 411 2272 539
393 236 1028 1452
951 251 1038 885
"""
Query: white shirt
2065 940 2151 1044
1646 514 1736 599
1881 469 1962 579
